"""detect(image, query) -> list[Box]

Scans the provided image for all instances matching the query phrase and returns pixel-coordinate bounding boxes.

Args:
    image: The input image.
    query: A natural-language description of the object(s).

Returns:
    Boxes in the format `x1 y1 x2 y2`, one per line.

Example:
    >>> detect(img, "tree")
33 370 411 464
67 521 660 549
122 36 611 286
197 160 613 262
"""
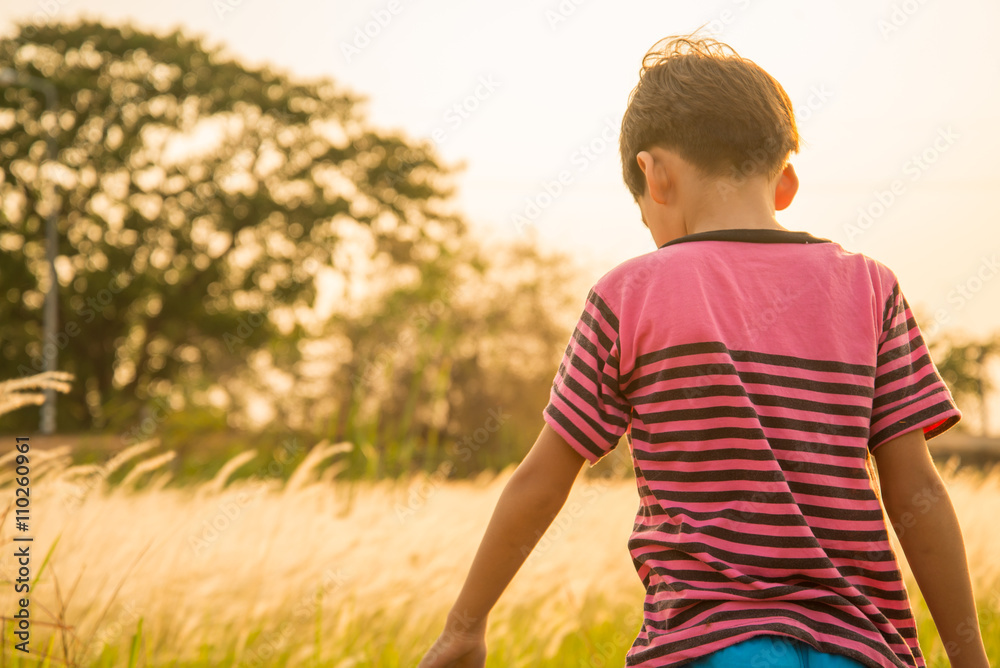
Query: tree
0 20 465 432
929 333 1000 436
314 235 586 475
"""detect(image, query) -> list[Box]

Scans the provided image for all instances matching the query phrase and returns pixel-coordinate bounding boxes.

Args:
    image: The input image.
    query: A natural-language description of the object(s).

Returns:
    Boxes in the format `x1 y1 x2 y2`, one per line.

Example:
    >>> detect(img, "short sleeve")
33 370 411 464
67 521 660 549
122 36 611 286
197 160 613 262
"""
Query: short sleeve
543 286 630 464
868 280 961 452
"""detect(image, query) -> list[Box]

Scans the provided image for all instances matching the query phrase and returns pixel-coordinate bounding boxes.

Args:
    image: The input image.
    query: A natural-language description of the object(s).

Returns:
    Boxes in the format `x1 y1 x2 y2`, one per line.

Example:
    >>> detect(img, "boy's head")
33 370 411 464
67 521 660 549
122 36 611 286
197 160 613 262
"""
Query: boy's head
619 35 801 240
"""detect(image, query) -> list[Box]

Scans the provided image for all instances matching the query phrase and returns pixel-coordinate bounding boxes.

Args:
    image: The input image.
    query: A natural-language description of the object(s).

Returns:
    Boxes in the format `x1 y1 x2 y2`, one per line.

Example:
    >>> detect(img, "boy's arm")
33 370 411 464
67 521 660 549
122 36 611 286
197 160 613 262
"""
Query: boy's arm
432 423 587 637
872 428 990 668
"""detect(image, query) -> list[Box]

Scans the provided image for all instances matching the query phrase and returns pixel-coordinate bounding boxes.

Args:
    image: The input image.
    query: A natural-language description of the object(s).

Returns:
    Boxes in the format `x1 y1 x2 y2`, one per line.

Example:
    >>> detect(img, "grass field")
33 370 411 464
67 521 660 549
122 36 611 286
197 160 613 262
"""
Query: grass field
0 439 998 667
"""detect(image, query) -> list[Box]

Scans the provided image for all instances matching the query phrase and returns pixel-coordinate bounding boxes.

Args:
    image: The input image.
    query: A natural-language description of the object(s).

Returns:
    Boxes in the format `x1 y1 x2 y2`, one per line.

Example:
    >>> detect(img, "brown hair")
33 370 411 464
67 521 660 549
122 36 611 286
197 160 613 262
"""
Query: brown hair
620 35 800 201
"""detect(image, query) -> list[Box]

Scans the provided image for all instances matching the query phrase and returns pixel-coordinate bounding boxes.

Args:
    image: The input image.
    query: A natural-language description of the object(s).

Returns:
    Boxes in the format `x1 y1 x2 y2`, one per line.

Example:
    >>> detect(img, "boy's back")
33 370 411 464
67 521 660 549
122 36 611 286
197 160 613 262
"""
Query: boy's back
544 227 960 666
418 34 988 668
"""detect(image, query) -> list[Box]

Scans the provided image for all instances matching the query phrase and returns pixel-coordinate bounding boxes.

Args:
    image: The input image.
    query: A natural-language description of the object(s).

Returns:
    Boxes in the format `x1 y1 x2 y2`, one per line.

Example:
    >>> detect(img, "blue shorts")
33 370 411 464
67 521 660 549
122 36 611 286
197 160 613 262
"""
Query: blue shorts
684 634 867 668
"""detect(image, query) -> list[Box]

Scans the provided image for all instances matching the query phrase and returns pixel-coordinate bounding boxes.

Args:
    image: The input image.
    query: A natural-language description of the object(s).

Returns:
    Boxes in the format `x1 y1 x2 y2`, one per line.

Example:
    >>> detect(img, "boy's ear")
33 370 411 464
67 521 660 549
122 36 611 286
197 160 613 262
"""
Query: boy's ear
774 163 799 211
636 150 668 204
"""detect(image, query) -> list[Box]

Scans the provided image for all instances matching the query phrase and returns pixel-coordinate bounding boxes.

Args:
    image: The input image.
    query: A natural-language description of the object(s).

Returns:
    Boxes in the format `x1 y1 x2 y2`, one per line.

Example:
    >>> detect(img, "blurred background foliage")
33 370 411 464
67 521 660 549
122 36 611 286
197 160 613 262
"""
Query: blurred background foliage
0 20 589 479
1 20 997 483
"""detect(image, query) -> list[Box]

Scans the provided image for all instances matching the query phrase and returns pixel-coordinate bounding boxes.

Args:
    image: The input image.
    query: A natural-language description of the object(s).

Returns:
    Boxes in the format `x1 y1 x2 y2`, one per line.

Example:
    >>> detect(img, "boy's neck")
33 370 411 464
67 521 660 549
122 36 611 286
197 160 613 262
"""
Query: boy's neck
682 174 783 236
661 184 784 244
636 148 797 247
684 215 786 236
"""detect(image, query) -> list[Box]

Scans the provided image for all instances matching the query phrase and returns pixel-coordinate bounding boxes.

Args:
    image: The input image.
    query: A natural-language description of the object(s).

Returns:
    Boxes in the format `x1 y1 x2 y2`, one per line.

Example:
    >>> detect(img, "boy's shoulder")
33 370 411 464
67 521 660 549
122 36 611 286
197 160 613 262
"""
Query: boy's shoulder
589 232 904 312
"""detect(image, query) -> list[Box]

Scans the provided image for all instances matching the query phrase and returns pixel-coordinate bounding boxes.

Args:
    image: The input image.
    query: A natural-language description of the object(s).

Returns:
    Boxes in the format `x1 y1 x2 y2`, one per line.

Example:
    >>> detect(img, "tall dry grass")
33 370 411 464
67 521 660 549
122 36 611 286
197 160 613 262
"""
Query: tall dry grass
0 434 998 666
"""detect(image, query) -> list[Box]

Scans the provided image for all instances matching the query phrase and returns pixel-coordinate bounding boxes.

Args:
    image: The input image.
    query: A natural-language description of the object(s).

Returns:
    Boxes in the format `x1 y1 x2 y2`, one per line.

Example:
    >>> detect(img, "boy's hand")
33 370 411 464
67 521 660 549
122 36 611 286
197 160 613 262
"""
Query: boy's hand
416 621 487 668
415 423 585 667
872 427 990 668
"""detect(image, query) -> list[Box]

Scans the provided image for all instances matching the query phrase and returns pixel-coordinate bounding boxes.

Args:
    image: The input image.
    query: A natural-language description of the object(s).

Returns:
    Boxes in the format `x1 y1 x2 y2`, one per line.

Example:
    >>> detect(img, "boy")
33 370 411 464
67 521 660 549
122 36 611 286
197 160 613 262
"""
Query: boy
417 36 989 668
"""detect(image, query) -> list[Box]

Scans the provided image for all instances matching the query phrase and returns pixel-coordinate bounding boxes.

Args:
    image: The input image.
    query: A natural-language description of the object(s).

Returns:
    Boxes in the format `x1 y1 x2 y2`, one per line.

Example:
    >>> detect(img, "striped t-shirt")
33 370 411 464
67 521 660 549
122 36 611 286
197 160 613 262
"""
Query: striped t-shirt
542 227 961 668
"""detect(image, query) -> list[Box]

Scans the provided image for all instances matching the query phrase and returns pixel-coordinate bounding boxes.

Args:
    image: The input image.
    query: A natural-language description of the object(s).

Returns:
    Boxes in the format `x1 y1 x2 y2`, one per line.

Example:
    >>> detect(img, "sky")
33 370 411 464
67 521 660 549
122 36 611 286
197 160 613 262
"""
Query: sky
2 0 999 343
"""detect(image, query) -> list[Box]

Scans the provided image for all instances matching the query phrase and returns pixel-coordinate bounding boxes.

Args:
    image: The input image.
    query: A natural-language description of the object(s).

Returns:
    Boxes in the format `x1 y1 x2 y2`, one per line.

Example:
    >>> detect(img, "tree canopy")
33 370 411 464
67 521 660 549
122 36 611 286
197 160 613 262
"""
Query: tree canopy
0 20 582 470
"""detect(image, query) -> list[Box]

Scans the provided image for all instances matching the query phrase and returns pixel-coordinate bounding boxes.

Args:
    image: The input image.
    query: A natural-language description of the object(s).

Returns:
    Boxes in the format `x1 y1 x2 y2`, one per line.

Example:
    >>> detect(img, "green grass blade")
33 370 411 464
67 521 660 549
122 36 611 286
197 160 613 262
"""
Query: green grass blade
28 533 60 593
127 616 143 668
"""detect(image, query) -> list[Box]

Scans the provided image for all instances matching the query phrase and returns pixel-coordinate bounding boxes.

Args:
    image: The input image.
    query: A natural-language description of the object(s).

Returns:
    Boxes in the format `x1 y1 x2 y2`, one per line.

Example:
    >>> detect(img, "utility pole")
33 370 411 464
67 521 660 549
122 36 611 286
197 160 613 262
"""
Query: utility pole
1 68 60 434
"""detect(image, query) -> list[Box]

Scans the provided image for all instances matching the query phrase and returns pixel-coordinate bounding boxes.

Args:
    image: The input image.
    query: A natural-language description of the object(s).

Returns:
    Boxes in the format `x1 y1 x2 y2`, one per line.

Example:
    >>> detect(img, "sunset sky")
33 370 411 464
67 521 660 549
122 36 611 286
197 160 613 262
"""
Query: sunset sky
2 0 998 341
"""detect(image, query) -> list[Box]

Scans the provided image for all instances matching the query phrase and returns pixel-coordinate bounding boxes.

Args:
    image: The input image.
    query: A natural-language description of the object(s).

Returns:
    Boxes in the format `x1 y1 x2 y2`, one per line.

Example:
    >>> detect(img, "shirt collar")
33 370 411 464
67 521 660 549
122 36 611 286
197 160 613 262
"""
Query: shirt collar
658 228 832 249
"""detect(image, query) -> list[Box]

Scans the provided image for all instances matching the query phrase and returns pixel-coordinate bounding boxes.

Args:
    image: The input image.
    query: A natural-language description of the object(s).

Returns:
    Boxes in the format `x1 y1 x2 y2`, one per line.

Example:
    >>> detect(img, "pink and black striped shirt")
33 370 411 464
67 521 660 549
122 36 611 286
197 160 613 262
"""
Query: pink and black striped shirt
543 228 961 668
